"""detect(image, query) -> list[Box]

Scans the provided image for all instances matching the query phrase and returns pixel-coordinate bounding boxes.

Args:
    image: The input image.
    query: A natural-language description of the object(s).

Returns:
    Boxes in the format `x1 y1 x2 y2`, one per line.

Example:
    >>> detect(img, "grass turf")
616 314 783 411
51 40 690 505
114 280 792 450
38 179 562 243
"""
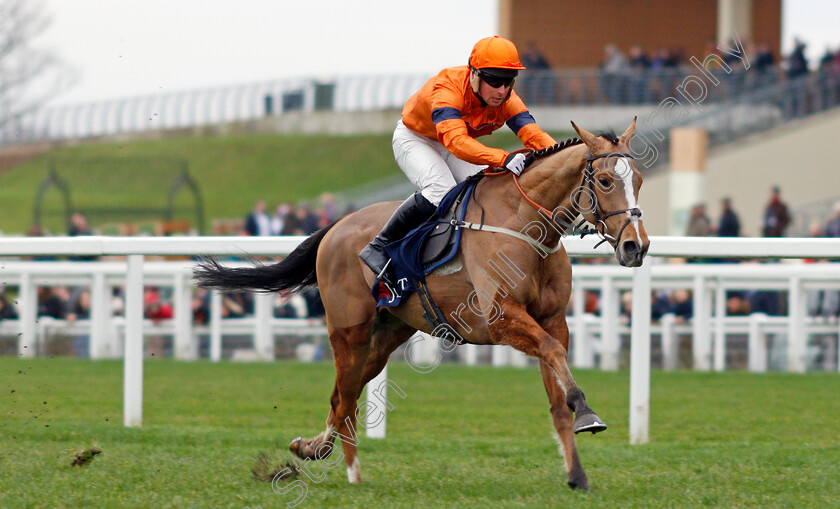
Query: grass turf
1 357 838 508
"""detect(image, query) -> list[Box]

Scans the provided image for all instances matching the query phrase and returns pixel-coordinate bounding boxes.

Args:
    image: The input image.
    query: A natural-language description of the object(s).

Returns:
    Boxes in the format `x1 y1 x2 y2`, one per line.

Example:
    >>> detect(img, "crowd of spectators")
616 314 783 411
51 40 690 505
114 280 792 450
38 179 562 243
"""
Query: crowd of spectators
574 183 840 333
242 192 348 237
595 36 840 104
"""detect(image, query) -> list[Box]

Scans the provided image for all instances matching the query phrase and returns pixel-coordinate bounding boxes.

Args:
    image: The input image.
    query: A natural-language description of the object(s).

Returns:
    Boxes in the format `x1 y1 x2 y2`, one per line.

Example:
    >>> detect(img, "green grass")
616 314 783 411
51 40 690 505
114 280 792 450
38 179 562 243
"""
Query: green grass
0 129 566 235
2 358 836 508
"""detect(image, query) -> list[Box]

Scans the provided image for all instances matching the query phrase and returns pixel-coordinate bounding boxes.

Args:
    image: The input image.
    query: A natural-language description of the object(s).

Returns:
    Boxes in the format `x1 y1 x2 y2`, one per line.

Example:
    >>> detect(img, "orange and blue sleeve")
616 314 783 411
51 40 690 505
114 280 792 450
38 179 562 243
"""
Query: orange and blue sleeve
429 81 507 167
504 97 556 150
433 110 508 167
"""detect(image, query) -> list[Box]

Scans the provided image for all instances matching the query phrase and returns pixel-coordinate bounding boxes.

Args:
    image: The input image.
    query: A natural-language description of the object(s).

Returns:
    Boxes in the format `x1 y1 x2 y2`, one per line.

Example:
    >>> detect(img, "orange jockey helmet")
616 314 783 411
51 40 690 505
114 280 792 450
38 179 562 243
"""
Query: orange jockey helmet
468 36 526 96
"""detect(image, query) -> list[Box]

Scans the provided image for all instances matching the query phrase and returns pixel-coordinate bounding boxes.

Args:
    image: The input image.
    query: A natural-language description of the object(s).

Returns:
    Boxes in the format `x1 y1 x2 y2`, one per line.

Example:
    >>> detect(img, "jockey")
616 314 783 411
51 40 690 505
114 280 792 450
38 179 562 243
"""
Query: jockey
360 35 557 285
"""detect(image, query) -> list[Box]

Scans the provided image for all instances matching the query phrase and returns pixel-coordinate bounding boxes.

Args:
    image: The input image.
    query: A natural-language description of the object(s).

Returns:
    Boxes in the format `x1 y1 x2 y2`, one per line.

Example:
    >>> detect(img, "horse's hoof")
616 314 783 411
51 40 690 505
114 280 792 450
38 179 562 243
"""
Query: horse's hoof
574 412 607 434
289 437 304 456
567 475 590 491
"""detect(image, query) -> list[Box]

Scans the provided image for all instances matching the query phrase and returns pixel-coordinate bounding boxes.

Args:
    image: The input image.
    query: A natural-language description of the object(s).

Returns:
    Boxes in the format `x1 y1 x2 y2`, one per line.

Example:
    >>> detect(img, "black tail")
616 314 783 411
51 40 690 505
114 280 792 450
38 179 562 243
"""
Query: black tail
193 220 340 294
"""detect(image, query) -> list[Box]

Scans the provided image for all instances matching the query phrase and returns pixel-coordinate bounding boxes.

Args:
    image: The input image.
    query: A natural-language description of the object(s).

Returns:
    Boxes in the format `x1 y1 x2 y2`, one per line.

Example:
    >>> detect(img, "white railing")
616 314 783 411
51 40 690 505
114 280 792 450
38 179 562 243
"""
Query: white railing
0 259 326 361
1 235 839 443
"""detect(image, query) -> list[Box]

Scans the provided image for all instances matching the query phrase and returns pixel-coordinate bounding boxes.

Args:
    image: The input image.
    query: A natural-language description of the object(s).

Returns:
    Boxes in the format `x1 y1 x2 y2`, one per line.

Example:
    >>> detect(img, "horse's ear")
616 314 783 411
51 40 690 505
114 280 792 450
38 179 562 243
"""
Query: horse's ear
618 116 637 146
570 121 598 148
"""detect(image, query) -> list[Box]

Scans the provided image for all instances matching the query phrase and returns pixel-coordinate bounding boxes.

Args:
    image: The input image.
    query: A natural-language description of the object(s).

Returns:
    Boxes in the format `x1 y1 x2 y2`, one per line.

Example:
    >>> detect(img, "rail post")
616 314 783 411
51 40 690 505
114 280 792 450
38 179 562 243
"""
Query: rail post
630 261 652 444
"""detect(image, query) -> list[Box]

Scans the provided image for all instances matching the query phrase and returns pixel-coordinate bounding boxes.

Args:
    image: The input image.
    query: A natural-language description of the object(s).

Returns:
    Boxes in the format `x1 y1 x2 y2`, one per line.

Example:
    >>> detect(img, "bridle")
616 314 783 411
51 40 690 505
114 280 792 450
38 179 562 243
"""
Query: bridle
480 147 642 251
576 152 642 248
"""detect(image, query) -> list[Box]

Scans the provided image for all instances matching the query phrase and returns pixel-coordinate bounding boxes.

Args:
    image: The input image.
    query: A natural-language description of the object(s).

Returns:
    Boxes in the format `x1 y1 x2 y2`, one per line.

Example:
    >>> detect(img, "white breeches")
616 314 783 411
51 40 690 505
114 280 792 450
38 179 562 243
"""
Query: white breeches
392 120 484 205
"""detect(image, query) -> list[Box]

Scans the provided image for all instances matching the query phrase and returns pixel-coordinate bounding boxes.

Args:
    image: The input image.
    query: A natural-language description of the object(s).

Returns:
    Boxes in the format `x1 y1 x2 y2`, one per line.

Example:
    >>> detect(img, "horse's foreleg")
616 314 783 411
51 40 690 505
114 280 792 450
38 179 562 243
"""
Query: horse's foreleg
539 315 606 434
491 305 606 434
539 362 589 490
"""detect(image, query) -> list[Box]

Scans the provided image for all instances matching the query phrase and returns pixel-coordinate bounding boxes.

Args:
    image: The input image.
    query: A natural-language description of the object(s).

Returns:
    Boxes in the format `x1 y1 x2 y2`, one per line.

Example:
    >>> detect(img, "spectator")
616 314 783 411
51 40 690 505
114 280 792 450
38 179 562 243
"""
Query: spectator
296 201 320 235
754 42 777 88
67 288 92 357
825 201 840 238
601 44 629 103
521 41 550 70
67 288 91 320
755 42 775 73
726 293 751 316
520 41 553 104
68 212 92 236
717 197 741 237
68 212 97 261
787 38 809 79
38 286 70 319
670 289 693 323
0 291 18 320
806 221 838 321
627 45 650 103
271 203 291 235
144 287 173 323
274 290 308 318
761 186 790 237
281 204 304 235
244 200 271 236
314 204 332 230
221 291 254 318
687 203 712 236
192 288 210 325
319 192 338 223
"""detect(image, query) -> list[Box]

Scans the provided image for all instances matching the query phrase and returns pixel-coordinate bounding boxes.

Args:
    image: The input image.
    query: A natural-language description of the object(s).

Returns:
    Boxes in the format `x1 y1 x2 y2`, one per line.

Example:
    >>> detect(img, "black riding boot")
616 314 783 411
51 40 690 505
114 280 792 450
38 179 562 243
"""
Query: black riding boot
360 192 437 285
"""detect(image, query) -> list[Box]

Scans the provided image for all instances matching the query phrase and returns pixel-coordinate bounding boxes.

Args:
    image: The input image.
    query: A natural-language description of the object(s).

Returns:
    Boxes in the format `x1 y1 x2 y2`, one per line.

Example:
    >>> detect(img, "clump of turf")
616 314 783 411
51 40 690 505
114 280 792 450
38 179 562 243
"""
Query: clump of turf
71 448 102 467
251 447 300 482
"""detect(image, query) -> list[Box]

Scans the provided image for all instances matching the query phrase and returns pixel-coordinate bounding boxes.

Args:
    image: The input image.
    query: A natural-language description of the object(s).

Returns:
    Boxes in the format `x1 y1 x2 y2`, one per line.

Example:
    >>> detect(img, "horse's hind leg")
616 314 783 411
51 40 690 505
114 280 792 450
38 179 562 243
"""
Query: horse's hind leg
289 321 372 483
290 311 415 469
357 310 416 391
539 362 589 490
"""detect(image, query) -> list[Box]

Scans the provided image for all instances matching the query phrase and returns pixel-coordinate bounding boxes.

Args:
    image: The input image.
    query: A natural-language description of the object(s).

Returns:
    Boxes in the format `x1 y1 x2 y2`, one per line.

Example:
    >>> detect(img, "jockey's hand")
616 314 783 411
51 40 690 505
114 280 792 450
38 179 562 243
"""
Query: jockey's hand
503 152 527 176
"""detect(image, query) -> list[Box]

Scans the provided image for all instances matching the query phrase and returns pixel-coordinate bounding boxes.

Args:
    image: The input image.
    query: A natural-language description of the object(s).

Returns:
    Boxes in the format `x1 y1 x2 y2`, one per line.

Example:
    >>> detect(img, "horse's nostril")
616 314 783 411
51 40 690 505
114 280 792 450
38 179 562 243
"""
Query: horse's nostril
622 240 639 256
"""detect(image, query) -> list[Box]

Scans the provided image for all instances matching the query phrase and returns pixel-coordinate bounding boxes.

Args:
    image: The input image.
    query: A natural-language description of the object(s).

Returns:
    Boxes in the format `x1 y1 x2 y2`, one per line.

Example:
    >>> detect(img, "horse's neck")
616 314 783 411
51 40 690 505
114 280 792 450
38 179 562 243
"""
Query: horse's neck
519 144 587 221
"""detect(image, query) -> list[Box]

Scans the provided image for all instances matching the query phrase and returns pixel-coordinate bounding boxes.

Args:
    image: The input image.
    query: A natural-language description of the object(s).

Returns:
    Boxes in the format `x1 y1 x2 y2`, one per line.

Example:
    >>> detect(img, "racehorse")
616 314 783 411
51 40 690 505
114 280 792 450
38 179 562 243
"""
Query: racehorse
194 119 649 490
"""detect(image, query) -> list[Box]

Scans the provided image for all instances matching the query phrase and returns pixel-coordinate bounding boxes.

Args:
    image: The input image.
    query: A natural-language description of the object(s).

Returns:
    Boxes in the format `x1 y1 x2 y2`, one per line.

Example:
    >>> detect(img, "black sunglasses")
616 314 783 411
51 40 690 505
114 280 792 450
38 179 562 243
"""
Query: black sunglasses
478 72 515 89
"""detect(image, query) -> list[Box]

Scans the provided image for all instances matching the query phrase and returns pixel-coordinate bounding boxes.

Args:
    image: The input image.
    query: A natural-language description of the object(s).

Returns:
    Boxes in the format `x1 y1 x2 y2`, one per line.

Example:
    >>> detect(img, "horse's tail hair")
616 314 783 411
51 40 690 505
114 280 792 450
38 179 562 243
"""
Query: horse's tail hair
193 220 339 295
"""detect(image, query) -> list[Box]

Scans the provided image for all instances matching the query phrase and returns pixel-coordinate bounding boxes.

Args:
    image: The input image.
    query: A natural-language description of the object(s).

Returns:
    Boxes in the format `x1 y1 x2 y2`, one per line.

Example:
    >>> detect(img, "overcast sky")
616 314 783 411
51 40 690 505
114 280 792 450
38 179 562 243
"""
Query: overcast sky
34 0 840 107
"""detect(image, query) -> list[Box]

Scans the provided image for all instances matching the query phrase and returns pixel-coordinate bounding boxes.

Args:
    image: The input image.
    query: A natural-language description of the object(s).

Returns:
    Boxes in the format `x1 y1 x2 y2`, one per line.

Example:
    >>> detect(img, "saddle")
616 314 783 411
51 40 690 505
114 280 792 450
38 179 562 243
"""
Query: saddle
419 183 472 269
372 176 481 345
371 176 480 306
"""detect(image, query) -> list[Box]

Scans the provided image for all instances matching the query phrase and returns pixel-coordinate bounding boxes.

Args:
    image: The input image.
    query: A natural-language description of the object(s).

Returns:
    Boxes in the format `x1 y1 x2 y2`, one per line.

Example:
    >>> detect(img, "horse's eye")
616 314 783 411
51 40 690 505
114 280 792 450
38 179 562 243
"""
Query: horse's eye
598 177 611 188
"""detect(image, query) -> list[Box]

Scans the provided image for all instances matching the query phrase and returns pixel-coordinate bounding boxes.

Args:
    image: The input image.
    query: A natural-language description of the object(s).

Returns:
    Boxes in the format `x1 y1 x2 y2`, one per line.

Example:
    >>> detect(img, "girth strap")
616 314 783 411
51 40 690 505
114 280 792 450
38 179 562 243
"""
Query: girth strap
414 278 469 345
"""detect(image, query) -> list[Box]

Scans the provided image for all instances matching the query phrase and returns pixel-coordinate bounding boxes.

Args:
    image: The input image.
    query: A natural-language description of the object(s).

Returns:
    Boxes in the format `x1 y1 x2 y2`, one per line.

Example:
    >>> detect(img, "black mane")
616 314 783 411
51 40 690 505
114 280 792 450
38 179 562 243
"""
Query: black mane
523 136 583 168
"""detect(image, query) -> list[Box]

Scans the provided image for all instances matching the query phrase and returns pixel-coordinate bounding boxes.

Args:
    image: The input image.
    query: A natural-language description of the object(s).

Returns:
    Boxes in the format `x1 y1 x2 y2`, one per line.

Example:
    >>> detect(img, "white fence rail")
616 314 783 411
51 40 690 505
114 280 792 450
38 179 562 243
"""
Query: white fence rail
1 235 839 442
0 259 326 361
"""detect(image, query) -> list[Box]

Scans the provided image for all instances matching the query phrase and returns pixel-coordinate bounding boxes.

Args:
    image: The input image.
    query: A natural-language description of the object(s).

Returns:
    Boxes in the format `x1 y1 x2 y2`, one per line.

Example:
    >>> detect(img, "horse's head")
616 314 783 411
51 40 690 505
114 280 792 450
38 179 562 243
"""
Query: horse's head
571 118 650 267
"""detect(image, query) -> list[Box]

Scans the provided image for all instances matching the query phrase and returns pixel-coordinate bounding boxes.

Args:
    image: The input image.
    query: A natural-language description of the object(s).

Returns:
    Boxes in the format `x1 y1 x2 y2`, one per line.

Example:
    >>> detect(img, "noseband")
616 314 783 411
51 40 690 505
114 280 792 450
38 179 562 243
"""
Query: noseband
576 152 642 248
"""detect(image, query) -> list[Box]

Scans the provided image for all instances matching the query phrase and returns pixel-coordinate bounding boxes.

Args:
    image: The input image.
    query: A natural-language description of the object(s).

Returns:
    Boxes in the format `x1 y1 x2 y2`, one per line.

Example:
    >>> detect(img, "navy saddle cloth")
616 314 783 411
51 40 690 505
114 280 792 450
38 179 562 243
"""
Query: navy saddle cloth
371 177 478 307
